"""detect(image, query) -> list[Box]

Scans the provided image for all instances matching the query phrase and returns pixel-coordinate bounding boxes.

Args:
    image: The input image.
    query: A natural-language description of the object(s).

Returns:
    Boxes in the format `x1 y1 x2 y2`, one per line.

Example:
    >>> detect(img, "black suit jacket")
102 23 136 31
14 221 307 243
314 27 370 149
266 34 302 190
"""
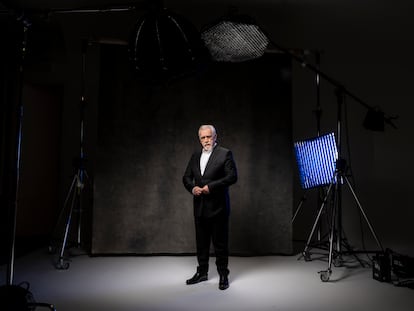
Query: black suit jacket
183 145 238 218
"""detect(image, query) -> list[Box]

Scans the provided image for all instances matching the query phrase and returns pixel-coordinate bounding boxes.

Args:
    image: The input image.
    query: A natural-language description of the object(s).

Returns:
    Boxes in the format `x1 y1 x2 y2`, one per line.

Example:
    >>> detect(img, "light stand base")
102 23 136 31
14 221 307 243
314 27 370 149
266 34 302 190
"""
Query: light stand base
301 160 384 281
49 166 88 270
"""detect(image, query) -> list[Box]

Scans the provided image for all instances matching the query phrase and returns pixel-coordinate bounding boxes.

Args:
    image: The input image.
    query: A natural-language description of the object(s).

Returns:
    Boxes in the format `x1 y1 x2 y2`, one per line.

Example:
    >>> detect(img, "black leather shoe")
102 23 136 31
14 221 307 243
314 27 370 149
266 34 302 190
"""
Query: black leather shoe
186 272 208 285
219 274 229 290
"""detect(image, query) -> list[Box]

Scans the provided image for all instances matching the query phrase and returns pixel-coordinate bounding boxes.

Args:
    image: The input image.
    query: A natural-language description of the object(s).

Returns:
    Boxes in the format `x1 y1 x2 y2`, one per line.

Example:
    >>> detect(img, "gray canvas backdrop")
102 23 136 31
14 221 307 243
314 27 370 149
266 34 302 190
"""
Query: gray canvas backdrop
92 45 293 255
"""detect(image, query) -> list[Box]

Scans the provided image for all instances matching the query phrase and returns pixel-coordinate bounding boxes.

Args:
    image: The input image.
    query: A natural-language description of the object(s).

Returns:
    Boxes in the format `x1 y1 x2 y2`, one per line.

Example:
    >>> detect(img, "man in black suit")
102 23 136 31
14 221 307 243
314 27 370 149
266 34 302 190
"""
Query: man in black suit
183 124 238 290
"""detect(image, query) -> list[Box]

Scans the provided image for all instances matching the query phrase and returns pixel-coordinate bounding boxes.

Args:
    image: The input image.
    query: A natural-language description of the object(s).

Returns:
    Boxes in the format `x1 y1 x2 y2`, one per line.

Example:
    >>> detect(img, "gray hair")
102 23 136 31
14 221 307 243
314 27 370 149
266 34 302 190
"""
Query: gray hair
198 124 217 137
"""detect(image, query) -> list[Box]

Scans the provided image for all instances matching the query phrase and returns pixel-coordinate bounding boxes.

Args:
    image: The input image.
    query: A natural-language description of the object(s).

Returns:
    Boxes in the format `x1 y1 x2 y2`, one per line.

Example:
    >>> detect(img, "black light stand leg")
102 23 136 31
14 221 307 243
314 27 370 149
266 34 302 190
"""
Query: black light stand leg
55 173 79 269
318 185 338 282
49 164 87 269
334 164 344 267
49 172 76 251
344 175 384 252
292 193 307 224
302 181 335 261
56 196 75 269
75 166 87 248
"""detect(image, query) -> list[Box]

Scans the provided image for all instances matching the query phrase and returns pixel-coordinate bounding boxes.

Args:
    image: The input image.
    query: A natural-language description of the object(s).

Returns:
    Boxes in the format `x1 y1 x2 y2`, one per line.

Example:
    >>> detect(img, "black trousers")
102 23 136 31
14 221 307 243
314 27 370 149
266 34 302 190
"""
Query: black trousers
194 212 229 276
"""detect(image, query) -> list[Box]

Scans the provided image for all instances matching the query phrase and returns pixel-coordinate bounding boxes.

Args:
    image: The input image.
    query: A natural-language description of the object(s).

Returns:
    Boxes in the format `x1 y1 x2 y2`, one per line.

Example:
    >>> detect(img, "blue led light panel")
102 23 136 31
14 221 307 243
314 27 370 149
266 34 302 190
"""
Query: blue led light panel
294 132 338 189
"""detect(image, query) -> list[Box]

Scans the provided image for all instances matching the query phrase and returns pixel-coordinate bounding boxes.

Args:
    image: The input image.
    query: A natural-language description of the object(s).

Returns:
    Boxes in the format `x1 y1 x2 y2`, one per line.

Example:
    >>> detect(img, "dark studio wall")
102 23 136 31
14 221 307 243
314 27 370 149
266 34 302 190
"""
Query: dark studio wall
1 0 414 260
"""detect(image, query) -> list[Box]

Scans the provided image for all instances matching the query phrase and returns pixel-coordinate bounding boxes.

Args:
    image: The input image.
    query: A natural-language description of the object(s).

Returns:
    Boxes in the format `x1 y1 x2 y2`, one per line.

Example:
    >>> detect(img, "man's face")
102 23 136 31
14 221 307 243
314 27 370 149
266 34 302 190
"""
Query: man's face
199 128 216 151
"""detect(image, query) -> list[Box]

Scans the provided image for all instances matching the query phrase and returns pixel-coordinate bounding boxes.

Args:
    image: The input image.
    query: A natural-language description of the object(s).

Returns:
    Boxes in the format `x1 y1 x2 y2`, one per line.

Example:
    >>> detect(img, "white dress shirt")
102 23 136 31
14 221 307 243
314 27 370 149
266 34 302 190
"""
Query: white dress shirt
200 145 215 175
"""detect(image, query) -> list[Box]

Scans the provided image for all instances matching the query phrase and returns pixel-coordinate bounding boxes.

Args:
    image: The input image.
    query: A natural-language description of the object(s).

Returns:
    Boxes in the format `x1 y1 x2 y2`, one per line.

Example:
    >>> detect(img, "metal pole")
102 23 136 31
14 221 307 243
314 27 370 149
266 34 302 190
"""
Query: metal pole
7 20 29 286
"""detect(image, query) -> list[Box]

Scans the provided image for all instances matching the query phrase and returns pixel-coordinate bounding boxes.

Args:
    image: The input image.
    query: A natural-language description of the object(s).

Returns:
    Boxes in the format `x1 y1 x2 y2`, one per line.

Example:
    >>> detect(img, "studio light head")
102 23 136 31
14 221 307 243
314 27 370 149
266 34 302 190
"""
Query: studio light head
129 7 209 82
294 132 338 189
201 12 269 62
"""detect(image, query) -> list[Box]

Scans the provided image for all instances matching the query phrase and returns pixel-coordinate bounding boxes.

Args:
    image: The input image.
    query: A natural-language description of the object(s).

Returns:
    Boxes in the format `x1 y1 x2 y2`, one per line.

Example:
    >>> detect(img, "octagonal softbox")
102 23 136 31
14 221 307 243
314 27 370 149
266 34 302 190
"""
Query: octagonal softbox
129 8 209 81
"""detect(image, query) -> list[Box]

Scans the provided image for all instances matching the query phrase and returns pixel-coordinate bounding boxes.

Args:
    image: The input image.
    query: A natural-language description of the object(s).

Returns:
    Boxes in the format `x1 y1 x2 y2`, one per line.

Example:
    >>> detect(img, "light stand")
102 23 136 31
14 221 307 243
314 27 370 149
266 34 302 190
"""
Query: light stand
301 88 385 281
292 51 332 252
292 51 325 224
5 13 30 288
264 33 395 281
49 40 89 270
1 13 56 311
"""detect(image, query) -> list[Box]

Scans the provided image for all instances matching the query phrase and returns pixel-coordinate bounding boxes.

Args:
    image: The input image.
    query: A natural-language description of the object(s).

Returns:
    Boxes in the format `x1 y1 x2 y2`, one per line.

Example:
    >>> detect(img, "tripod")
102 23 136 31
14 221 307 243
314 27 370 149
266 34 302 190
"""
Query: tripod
49 40 89 269
50 157 88 269
301 90 384 282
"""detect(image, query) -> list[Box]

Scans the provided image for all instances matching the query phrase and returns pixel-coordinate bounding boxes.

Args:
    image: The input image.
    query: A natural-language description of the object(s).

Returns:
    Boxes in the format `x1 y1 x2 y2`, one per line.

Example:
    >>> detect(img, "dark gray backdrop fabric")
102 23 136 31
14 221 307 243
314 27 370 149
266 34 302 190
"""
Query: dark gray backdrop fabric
92 45 293 255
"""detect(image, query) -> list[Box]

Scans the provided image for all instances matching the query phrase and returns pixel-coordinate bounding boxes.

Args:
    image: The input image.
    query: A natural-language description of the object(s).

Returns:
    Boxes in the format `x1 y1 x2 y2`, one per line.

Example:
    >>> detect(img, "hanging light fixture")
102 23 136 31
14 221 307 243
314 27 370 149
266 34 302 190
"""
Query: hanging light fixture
201 10 270 63
129 5 209 82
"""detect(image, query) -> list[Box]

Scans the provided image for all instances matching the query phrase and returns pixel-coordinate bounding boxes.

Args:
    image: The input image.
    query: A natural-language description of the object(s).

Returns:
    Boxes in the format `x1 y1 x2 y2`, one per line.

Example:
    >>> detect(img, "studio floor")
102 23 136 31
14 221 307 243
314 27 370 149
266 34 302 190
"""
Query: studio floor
1 248 413 311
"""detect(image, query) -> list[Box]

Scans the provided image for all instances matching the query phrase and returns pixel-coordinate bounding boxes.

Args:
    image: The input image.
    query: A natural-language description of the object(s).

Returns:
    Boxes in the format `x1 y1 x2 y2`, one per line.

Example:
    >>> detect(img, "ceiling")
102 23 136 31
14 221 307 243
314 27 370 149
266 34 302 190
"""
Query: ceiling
0 1 278 22
1 0 141 10
0 0 261 11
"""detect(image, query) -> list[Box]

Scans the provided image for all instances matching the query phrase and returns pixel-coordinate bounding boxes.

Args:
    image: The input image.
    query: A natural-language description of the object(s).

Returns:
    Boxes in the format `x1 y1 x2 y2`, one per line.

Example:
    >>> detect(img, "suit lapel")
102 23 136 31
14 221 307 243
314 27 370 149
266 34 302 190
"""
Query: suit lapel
195 151 203 177
203 146 218 175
